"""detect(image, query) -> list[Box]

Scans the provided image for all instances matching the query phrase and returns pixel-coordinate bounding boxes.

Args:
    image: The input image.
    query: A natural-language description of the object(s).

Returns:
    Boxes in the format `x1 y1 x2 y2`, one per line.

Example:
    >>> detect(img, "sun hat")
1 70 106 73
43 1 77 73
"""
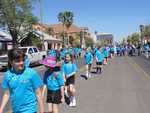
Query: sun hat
39 56 57 68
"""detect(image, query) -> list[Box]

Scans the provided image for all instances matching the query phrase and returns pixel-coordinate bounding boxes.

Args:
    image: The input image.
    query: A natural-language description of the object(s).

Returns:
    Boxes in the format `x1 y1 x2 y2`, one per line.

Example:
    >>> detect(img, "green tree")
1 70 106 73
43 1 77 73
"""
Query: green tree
85 37 94 47
75 31 84 48
20 32 42 48
58 11 74 45
131 33 140 45
72 36 80 47
96 41 102 47
0 0 38 48
127 36 131 44
127 33 140 45
143 25 150 36
121 37 126 44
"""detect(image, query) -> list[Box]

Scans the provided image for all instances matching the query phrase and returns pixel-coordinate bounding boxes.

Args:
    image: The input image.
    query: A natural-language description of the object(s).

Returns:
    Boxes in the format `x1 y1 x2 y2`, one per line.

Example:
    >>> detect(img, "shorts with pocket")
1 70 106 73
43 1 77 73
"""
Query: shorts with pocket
47 89 61 104
65 75 75 86
96 62 103 65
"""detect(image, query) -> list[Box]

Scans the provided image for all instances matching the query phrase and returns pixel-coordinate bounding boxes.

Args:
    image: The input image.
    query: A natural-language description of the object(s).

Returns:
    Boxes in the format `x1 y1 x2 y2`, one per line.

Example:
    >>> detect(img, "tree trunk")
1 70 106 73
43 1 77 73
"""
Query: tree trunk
9 29 18 48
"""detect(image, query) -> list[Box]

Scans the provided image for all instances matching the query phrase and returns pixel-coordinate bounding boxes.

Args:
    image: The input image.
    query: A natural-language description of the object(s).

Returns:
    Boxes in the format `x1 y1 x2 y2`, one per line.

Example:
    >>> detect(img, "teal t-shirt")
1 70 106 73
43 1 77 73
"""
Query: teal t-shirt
1 67 43 113
61 62 78 78
43 71 64 91
95 50 104 62
103 49 108 57
84 52 93 64
48 50 56 57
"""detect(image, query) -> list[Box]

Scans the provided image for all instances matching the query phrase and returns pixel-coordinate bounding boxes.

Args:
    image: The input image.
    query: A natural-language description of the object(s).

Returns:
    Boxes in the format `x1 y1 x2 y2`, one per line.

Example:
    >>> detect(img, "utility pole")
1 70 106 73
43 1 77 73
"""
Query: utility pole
39 0 45 50
81 27 87 48
140 25 145 45
139 25 144 55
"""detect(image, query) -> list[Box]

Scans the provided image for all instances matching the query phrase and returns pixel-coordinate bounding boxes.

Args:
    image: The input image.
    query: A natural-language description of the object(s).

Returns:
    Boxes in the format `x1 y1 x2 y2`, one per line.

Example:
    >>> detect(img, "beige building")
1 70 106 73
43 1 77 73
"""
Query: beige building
33 23 90 48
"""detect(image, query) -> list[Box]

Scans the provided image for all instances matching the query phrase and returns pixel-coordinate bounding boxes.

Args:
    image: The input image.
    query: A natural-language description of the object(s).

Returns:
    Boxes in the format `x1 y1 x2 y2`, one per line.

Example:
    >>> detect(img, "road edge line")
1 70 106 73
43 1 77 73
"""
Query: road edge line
126 56 150 80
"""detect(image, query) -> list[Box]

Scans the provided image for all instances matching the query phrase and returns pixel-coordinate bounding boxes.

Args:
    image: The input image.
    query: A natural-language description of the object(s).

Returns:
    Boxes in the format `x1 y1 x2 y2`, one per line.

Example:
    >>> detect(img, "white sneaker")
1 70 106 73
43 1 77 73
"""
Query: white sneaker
72 97 76 107
88 73 91 78
69 100 73 107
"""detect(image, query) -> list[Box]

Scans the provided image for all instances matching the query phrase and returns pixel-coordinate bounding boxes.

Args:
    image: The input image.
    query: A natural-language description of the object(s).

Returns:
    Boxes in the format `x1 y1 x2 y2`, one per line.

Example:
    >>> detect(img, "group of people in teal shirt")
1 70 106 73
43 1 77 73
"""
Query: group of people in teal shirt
0 48 79 113
84 45 117 79
0 45 122 113
48 47 82 61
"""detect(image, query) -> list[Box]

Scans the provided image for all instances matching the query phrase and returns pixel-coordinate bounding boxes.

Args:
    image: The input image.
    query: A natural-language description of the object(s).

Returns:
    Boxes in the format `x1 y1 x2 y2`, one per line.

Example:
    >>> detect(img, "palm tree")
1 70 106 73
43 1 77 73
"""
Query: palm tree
46 27 54 37
76 31 83 48
58 11 74 46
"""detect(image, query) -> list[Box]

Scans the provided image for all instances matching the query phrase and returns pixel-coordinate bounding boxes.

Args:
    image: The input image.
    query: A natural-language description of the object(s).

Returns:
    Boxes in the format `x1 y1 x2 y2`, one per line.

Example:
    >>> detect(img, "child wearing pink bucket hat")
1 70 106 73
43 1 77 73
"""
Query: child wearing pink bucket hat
39 56 57 68
39 56 65 113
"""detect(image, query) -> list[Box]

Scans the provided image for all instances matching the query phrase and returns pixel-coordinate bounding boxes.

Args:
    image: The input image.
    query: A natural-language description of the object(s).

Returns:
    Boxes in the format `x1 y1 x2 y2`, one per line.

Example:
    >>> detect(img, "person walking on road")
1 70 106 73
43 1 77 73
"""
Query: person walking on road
95 47 104 74
0 49 44 113
84 47 93 79
61 53 78 107
40 56 65 113
102 47 109 65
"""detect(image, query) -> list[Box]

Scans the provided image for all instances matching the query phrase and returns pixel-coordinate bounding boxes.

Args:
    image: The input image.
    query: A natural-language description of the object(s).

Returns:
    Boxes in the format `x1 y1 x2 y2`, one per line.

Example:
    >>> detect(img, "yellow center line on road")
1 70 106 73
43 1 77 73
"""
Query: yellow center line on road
126 56 150 80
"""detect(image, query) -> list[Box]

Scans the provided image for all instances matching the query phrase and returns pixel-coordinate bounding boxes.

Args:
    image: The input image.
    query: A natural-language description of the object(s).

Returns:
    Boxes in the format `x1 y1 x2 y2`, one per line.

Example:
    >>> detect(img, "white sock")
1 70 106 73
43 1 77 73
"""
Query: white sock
65 89 69 97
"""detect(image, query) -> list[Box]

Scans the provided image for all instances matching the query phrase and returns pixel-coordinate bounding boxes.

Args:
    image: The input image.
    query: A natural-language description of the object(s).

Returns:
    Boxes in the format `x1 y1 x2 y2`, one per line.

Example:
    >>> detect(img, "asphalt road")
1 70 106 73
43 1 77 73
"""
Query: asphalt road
131 55 150 76
60 56 150 113
1 56 150 113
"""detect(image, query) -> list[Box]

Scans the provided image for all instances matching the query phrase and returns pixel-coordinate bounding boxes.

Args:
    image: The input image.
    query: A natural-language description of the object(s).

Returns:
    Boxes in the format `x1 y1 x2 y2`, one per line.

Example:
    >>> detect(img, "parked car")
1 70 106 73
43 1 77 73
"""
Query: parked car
19 46 47 65
0 54 8 71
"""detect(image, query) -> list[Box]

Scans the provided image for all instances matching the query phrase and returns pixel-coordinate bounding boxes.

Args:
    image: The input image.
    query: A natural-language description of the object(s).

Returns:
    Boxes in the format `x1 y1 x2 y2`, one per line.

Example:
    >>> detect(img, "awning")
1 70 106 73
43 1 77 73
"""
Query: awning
0 37 12 42
0 31 12 42
33 30 62 43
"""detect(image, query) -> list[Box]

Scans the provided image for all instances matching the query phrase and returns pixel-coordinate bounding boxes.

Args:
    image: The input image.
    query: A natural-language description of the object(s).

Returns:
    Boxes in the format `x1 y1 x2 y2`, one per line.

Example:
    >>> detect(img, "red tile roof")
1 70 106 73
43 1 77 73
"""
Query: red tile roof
33 23 83 34
144 35 150 40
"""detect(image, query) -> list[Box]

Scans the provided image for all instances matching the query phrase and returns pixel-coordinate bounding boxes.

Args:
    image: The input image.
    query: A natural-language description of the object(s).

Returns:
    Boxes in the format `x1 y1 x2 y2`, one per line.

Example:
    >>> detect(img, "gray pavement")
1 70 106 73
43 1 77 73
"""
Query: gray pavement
1 56 150 113
130 55 150 76
60 56 150 113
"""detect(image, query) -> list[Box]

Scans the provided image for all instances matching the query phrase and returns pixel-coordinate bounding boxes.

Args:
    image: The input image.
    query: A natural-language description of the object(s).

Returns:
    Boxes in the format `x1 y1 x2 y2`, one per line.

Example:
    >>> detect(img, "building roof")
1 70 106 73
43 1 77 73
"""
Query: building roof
33 23 83 34
18 30 62 43
144 35 150 40
34 30 62 42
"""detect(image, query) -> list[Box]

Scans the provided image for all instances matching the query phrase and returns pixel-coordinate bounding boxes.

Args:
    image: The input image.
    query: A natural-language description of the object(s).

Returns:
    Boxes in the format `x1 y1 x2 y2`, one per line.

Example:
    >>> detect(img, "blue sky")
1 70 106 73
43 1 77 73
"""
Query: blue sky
32 0 150 41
